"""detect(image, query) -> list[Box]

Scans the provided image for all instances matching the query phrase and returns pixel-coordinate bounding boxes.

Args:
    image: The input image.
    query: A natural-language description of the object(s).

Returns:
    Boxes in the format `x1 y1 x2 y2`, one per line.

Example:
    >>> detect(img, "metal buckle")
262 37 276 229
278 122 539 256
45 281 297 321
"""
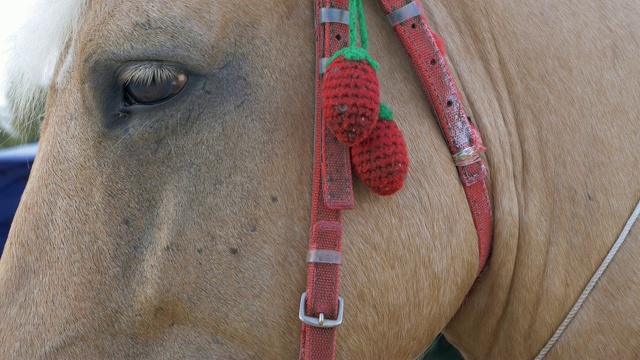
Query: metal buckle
299 292 344 328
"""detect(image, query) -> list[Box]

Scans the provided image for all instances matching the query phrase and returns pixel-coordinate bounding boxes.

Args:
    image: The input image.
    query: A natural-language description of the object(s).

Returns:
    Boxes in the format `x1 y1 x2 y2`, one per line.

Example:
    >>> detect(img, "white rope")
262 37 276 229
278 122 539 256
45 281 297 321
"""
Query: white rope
535 198 640 359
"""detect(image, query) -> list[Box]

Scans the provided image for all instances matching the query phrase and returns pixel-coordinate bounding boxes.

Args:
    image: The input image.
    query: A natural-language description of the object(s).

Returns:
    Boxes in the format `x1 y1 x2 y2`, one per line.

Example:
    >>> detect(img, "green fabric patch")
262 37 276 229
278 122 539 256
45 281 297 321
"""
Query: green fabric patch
379 103 394 121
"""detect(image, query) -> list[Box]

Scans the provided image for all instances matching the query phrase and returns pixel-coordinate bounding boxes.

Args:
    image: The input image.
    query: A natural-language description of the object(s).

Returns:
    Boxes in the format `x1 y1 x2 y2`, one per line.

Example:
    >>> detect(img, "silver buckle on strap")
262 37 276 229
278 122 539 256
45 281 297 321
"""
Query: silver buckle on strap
299 292 344 328
320 8 350 25
387 2 422 26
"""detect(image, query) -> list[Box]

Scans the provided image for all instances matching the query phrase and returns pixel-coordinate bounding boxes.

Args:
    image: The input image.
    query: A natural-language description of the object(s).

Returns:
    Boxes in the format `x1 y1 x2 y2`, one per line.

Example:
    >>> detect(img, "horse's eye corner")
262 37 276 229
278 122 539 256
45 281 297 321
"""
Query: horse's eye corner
121 68 189 107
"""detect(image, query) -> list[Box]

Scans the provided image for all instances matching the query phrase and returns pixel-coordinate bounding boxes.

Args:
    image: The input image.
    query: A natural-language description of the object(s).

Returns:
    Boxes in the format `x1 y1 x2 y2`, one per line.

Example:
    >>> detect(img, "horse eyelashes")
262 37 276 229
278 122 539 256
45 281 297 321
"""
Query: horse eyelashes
124 73 188 105
119 62 188 106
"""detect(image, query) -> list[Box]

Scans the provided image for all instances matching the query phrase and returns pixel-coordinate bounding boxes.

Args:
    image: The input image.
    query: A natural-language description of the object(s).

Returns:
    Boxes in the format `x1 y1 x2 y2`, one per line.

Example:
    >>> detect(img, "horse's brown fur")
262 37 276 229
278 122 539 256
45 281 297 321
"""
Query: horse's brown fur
1 0 639 359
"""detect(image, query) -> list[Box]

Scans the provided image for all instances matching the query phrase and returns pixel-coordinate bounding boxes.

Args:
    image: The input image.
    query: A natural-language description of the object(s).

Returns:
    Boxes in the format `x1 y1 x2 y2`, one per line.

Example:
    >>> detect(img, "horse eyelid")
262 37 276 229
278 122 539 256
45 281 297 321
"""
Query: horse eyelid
117 63 183 86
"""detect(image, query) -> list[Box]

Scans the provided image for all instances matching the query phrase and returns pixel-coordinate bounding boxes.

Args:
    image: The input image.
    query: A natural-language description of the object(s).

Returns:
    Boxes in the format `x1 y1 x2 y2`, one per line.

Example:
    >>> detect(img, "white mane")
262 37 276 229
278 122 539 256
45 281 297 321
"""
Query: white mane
2 0 87 134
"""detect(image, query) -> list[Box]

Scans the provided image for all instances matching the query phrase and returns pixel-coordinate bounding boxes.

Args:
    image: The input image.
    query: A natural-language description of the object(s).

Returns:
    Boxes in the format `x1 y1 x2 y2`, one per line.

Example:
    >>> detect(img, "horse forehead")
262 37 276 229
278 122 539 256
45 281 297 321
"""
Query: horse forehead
73 0 293 70
85 0 280 36
83 1 223 43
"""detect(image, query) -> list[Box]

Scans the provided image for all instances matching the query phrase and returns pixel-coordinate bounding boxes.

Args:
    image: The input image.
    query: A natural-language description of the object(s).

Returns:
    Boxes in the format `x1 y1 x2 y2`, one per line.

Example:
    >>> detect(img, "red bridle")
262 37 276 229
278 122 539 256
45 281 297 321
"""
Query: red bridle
299 1 493 359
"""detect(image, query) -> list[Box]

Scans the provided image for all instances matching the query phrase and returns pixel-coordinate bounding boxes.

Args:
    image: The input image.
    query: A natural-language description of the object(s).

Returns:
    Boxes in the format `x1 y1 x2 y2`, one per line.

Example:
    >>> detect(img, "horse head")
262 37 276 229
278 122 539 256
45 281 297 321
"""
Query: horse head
2 0 640 358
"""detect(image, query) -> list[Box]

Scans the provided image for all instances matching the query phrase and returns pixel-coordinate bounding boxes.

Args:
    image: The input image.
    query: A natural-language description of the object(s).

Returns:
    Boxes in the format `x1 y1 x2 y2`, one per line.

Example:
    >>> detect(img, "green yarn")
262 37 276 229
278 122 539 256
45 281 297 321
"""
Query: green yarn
326 0 378 70
327 47 380 71
378 104 394 121
351 0 368 50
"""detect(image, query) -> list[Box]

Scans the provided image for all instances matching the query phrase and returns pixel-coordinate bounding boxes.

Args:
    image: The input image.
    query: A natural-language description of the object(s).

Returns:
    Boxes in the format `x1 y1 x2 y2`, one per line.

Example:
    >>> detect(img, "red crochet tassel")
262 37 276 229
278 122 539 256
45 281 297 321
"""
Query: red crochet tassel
351 106 409 196
322 55 380 146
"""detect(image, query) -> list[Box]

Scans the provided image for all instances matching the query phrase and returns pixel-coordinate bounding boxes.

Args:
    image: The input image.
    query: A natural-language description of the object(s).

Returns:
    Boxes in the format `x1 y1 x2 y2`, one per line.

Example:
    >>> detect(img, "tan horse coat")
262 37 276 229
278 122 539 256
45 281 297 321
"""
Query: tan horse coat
1 0 639 358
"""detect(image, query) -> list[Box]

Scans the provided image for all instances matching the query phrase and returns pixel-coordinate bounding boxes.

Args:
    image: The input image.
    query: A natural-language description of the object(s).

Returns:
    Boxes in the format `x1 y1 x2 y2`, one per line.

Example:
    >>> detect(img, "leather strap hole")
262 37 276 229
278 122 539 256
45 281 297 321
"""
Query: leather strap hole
336 34 342 41
430 59 436 65
446 100 453 107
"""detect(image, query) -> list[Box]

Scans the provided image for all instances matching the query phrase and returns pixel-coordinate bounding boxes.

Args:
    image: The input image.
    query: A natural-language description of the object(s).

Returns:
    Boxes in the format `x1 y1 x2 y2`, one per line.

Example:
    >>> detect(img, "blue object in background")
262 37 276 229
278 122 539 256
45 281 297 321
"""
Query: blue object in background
0 143 37 257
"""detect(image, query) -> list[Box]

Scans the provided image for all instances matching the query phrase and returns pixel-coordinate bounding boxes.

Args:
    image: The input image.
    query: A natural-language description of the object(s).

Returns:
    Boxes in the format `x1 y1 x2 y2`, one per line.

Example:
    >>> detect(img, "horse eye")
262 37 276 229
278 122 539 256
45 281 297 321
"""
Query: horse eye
124 72 188 105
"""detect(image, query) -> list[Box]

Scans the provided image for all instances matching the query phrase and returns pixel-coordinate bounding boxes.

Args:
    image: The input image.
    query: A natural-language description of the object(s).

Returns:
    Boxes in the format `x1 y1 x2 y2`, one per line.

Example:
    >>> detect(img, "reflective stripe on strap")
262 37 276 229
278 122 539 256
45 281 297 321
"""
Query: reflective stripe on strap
307 249 342 264
319 58 329 74
386 1 421 26
320 8 350 24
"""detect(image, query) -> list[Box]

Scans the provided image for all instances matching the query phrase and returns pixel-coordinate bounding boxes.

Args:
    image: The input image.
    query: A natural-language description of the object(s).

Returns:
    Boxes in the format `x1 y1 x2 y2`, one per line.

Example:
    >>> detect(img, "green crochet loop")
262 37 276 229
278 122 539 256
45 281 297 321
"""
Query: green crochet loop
378 104 394 121
326 0 378 70
327 47 379 70
350 0 368 50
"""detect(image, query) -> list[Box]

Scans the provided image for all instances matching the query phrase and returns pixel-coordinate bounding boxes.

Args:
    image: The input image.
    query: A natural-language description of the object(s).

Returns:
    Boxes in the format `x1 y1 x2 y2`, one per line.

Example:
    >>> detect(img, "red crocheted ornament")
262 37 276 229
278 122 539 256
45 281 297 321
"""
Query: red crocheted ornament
350 118 409 196
322 55 380 146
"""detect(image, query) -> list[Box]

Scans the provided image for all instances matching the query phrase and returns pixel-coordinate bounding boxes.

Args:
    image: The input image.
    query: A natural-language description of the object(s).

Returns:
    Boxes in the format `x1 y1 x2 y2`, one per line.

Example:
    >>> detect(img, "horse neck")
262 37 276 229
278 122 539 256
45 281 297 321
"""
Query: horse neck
440 1 640 358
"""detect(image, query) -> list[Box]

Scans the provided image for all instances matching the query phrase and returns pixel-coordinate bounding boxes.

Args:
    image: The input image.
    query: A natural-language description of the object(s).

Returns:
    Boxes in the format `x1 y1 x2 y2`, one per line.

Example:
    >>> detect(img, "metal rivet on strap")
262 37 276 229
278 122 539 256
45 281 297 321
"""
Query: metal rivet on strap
319 57 329 74
387 2 422 26
320 8 350 25
307 249 342 264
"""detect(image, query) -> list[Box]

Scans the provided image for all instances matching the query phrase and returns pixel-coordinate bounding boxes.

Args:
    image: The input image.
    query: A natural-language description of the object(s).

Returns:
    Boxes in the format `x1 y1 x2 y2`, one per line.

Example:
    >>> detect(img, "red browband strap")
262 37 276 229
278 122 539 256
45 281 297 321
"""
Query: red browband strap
299 1 493 359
